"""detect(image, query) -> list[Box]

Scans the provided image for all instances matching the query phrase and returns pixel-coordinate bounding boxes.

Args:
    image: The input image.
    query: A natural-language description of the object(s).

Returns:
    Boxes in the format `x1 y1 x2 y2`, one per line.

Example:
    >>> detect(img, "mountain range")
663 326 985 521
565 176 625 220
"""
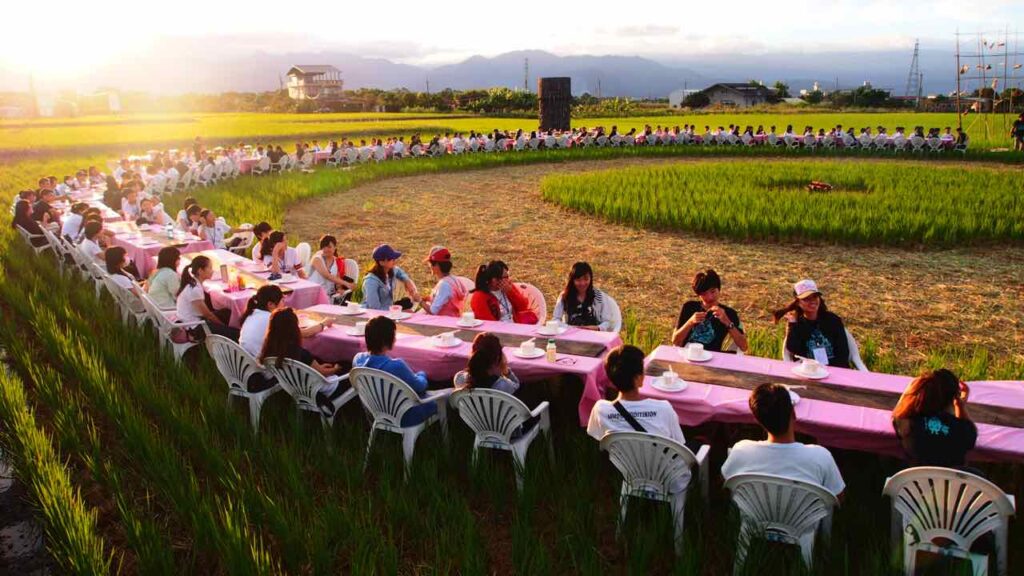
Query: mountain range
6 43 962 98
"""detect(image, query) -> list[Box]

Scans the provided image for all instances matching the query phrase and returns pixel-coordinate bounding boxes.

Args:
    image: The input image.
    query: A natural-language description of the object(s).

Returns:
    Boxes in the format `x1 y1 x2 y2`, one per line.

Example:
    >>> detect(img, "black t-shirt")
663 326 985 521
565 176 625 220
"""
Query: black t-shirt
785 311 850 369
674 301 742 352
893 413 977 468
32 199 52 222
564 293 600 327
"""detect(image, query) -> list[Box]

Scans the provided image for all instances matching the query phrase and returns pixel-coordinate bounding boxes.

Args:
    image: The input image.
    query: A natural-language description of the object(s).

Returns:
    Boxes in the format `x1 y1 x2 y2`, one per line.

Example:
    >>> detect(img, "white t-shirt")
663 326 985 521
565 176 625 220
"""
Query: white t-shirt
239 309 270 358
263 247 300 273
79 238 102 261
721 440 846 497
175 282 205 323
201 221 231 249
587 398 689 492
111 273 136 291
61 213 83 241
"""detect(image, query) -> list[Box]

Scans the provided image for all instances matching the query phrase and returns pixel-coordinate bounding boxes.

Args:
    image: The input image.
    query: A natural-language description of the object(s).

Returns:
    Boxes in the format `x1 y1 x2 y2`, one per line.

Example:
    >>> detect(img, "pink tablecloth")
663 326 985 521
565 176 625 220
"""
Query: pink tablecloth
580 345 1024 462
112 228 212 278
187 249 330 327
238 158 259 173
302 304 622 391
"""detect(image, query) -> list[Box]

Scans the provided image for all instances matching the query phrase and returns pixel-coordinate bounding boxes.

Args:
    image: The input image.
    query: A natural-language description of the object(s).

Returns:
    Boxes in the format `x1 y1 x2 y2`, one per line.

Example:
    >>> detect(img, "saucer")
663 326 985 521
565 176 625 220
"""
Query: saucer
680 348 713 362
650 376 688 392
536 325 569 336
337 307 366 316
791 365 829 380
387 312 412 321
456 319 484 328
276 275 298 284
345 328 365 337
512 348 545 359
432 336 462 348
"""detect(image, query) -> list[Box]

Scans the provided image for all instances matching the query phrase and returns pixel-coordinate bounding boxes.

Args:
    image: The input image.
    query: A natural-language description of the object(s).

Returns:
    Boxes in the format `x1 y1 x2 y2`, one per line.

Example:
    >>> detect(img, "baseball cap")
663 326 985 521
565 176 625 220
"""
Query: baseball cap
793 279 821 300
372 244 402 262
425 245 451 263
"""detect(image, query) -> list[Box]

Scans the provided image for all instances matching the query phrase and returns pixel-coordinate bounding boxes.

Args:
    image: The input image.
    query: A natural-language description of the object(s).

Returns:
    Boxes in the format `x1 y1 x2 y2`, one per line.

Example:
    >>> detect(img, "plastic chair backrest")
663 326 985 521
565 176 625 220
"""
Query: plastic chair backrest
516 282 547 325
725 473 839 545
450 388 533 444
206 334 265 394
882 466 1016 552
295 242 312 273
349 367 423 428
603 292 623 333
600 431 698 499
262 357 330 411
344 258 360 287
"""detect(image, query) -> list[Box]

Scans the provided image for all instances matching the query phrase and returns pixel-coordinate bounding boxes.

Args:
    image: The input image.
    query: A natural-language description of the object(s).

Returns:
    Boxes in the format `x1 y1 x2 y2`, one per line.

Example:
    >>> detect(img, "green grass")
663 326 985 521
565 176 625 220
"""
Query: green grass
1 118 1022 574
540 161 1024 247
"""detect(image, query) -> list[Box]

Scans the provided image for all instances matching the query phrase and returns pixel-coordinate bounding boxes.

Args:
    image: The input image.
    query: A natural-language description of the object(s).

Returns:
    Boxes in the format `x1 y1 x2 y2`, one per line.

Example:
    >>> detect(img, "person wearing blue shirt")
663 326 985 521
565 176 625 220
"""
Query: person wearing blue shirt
361 244 421 311
353 316 437 426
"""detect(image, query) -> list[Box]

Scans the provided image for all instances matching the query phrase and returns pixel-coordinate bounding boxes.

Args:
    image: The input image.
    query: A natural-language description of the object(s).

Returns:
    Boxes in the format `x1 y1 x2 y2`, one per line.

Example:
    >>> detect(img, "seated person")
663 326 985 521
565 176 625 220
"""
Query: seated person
469 260 536 324
176 197 198 231
552 261 618 331
197 209 247 250
105 246 140 296
78 220 106 262
361 244 419 311
420 245 467 317
32 189 61 228
175 255 239 340
183 204 203 235
892 368 977 469
137 197 169 226
261 231 306 278
250 222 273 261
353 316 437 426
721 383 845 499
309 235 355 302
259 307 344 410
239 285 329 358
11 200 49 248
60 202 89 243
773 279 850 369
671 269 747 352
453 332 521 395
147 247 181 310
120 185 142 221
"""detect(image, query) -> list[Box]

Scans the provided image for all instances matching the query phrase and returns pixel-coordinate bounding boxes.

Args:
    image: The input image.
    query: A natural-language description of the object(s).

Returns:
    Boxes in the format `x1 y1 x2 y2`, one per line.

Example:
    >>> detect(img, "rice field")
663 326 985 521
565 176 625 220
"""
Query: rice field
540 161 1024 246
1 117 1022 574
3 111 1022 157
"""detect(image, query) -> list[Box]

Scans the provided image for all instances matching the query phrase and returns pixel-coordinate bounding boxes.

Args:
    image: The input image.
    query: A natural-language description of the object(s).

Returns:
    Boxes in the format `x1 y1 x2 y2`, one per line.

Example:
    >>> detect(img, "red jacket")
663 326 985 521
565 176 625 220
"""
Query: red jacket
470 283 538 324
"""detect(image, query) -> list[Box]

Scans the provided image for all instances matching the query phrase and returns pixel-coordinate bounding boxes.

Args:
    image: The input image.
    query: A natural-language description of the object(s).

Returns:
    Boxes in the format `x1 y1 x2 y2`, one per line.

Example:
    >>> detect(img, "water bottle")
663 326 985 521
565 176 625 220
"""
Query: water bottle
165 222 173 238
545 339 557 363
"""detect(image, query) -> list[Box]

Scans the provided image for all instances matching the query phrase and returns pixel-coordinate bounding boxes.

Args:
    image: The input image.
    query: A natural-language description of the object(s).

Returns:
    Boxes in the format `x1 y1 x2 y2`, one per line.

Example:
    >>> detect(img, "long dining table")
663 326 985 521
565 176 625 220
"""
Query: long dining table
109 222 213 278
179 249 329 326
577 345 1024 462
300 304 623 390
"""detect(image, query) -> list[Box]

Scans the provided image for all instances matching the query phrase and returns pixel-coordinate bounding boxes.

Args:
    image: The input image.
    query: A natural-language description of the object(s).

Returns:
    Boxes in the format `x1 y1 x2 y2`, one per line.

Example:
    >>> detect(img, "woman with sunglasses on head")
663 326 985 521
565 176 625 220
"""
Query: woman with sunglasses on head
772 279 849 369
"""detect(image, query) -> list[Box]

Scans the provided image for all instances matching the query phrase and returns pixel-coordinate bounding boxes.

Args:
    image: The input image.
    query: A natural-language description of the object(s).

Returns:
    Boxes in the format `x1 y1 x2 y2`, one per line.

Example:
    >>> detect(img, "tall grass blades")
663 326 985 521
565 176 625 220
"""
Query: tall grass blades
541 161 1024 246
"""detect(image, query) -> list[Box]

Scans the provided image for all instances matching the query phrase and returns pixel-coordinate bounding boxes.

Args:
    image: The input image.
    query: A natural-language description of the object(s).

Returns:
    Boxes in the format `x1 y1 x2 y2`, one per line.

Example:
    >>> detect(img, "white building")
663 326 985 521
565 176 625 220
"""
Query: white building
286 65 344 101
701 83 776 108
668 88 700 108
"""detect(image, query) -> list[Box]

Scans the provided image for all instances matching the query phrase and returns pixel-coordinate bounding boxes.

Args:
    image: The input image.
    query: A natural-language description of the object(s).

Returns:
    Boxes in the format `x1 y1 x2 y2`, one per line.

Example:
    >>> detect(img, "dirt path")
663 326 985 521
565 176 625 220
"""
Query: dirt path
285 157 1024 366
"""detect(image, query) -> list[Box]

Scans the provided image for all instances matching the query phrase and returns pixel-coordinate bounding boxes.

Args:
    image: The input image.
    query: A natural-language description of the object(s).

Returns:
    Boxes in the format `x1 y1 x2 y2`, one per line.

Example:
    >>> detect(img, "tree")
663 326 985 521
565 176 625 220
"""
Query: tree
801 90 824 104
773 81 791 99
682 92 710 108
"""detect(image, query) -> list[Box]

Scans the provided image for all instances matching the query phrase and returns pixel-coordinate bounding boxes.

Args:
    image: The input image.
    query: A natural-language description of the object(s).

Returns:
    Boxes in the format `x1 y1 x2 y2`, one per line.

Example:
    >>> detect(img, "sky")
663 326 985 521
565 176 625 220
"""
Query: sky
3 0 1023 79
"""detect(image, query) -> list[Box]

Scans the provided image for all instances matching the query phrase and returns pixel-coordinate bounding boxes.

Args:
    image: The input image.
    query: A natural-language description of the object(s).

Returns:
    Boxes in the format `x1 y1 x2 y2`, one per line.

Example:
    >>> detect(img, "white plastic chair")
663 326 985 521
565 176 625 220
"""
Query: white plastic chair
883 467 1016 576
780 327 869 372
40 227 69 275
295 242 312 275
139 292 202 362
251 156 271 176
602 292 623 333
16 225 52 256
198 164 216 186
206 335 282 434
450 388 552 491
725 473 839 572
102 276 147 327
225 223 254 256
600 432 710 555
349 367 453 477
516 282 547 325
262 357 357 430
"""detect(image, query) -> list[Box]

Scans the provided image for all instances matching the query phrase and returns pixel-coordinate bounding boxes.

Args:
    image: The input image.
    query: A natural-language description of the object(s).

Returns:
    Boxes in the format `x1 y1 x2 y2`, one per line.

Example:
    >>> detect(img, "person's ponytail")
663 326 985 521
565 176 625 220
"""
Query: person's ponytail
177 255 208 297
771 299 801 323
472 264 489 293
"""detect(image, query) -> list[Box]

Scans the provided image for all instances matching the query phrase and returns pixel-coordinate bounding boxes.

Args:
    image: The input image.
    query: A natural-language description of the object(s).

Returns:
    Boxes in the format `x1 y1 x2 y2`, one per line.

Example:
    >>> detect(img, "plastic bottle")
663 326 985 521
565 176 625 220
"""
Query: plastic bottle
165 223 173 238
545 339 557 363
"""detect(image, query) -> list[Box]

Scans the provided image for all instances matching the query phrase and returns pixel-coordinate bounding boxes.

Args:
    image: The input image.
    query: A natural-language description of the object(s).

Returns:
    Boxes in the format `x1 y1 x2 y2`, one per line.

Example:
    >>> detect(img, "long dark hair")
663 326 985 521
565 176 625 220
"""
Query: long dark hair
155 246 180 271
892 369 963 421
560 261 595 313
11 200 31 228
241 285 284 324
368 256 394 281
259 307 302 368
257 231 285 260
472 260 507 292
772 295 829 323
464 332 504 388
177 255 210 296
105 246 129 275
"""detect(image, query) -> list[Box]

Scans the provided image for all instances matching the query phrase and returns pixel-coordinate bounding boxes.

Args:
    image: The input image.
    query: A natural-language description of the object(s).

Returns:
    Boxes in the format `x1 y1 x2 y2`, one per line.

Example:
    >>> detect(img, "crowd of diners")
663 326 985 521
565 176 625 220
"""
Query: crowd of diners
11 141 989 548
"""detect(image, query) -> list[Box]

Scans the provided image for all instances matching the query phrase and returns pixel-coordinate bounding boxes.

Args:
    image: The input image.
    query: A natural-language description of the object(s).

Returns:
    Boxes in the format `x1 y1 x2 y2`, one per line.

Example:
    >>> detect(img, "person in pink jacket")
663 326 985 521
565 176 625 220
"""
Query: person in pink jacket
419 246 467 317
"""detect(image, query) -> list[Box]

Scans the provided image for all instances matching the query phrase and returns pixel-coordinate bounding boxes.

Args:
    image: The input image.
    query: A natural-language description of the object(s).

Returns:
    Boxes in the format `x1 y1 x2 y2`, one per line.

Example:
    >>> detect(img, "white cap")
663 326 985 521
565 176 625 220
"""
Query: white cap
793 279 820 299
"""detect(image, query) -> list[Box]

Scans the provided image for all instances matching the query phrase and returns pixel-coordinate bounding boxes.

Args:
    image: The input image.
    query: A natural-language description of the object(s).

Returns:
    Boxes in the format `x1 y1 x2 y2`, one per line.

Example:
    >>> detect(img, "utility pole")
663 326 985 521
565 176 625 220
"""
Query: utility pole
425 77 430 94
523 58 529 92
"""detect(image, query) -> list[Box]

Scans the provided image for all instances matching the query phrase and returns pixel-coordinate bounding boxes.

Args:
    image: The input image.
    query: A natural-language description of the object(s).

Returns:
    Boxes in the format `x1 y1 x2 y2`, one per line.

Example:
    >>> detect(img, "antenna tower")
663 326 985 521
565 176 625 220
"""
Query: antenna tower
904 39 922 104
524 58 529 92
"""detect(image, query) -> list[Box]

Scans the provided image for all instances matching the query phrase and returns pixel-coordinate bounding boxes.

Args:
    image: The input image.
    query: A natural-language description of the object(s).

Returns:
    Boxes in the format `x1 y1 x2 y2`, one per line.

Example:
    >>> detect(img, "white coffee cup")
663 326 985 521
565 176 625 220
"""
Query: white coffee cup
545 320 560 332
686 342 705 359
347 302 360 313
520 340 536 354
354 321 367 334
442 332 456 345
800 358 822 373
461 312 475 324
